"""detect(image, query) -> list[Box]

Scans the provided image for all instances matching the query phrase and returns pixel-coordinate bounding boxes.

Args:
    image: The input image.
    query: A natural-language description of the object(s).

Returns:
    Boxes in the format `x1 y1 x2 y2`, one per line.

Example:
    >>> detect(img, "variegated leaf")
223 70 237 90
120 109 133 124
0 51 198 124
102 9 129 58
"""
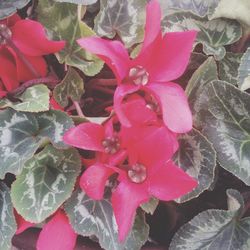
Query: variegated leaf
94 0 146 48
218 52 242 86
37 0 104 76
238 48 250 91
0 109 73 179
170 189 250 250
11 145 81 223
186 56 218 127
0 182 17 250
197 80 250 185
53 68 84 108
0 0 31 19
174 129 216 203
162 12 242 60
64 189 149 250
0 85 50 112
55 0 98 4
141 198 159 215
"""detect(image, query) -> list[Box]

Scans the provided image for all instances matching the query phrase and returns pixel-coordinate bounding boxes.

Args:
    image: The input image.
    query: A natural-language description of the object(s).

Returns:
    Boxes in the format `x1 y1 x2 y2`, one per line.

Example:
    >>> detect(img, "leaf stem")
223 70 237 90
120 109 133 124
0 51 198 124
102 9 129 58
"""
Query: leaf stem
73 100 85 117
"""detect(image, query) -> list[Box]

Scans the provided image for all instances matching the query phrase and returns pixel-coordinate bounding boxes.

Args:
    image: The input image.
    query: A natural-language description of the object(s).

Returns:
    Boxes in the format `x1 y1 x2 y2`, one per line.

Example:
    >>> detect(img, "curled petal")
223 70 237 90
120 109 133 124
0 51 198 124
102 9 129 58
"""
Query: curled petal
11 20 65 56
149 160 197 201
111 181 149 242
147 83 193 133
114 84 140 127
63 123 105 152
80 163 114 200
37 211 77 250
78 37 130 82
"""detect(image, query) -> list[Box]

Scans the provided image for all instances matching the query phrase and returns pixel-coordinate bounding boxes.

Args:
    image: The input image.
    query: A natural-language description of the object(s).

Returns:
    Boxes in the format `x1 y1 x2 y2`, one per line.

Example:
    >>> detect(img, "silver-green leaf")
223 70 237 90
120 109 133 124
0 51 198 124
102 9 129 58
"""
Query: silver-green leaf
65 189 149 250
55 0 98 5
238 48 250 91
197 80 250 185
94 0 146 48
11 145 81 223
0 0 31 20
170 189 250 250
0 182 17 250
0 109 73 179
174 128 216 203
37 0 104 76
162 12 242 60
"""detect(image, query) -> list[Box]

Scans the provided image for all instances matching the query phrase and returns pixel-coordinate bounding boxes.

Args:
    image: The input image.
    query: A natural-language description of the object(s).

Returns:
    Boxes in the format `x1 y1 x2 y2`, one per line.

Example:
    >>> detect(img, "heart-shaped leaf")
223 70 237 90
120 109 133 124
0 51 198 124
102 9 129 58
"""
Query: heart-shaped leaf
0 109 73 179
94 0 146 48
0 182 17 250
37 0 103 76
170 189 250 250
11 145 81 223
238 48 250 91
65 189 149 250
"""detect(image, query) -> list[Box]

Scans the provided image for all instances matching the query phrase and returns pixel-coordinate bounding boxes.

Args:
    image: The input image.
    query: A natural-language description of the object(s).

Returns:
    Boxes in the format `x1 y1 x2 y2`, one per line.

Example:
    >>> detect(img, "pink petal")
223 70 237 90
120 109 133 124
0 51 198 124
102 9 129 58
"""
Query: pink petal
147 83 193 133
149 31 197 82
11 20 65 56
140 0 162 53
0 49 19 91
0 14 21 27
149 160 197 201
111 181 149 242
14 210 34 235
50 97 64 111
77 37 130 83
80 163 114 200
63 123 105 152
113 84 140 127
37 211 77 250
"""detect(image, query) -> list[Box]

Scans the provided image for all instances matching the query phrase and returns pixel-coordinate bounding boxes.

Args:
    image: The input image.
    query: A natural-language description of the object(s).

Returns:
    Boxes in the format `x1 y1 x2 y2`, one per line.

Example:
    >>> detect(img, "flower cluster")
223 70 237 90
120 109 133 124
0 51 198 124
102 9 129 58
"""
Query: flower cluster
64 0 197 242
0 13 65 96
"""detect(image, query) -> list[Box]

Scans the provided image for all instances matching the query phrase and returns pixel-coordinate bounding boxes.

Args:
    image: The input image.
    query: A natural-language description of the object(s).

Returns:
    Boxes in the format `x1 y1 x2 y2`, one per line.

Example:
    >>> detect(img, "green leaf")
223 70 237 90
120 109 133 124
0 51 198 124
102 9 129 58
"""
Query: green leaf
141 198 159 215
210 0 250 28
159 0 219 17
174 128 216 203
197 80 250 185
37 0 104 76
186 57 218 127
0 109 73 179
0 0 31 20
11 145 81 223
0 85 50 112
170 189 250 250
94 0 146 48
53 68 84 107
65 189 149 250
0 182 17 250
238 48 250 91
218 52 242 86
162 12 242 60
55 0 98 4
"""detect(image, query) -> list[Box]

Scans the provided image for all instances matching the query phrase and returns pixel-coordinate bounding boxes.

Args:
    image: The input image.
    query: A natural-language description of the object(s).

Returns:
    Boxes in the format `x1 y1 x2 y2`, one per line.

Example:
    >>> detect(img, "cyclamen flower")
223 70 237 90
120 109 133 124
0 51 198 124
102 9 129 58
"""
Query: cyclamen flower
77 0 196 133
0 14 65 96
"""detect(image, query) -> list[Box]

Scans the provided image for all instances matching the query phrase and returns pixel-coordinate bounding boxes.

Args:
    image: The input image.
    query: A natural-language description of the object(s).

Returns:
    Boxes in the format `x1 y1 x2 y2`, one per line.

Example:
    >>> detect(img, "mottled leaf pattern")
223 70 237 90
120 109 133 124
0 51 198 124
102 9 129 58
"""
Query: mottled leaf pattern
238 48 250 91
37 0 103 76
163 12 242 60
0 182 17 250
174 129 216 203
0 109 73 179
11 145 81 223
170 189 250 250
55 0 98 4
0 85 50 112
197 80 250 185
53 68 84 107
94 0 146 47
0 0 31 19
65 189 149 250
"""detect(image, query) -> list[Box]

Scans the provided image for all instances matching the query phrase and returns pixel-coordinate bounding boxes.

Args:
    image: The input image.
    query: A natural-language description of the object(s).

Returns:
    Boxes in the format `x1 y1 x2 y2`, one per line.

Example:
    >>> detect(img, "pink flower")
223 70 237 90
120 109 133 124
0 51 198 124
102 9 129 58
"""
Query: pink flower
0 14 65 96
77 0 196 133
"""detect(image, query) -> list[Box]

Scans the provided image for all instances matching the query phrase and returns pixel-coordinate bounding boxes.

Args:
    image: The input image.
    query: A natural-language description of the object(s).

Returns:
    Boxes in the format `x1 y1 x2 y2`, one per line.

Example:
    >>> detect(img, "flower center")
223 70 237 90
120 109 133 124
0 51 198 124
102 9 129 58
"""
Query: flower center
128 163 147 183
0 24 12 45
129 66 149 86
102 136 120 154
